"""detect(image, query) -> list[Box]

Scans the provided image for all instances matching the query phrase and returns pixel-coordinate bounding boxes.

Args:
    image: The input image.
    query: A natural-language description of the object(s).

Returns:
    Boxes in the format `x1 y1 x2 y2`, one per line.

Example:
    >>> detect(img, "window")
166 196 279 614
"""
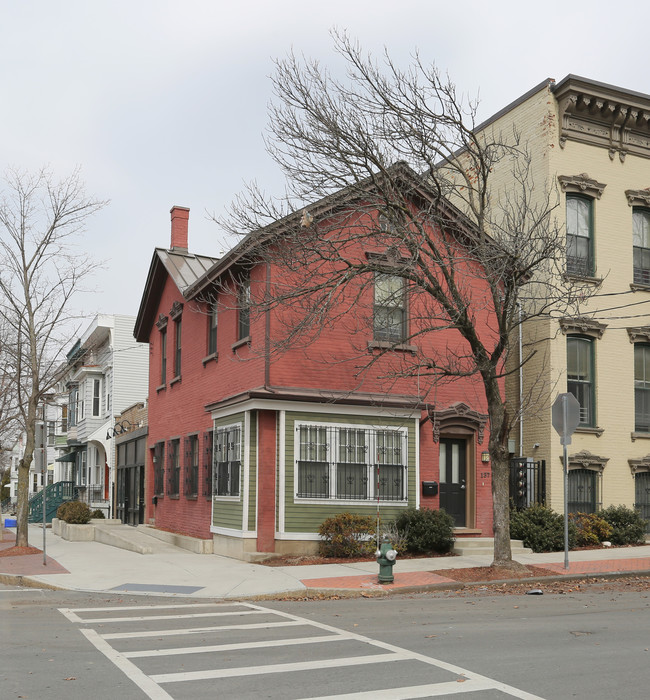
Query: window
296 423 407 501
153 442 165 496
203 430 213 499
567 336 594 426
60 404 68 433
208 303 218 355
167 439 180 496
374 272 406 342
92 378 101 417
79 381 85 421
238 276 251 340
213 425 241 497
173 318 182 377
160 328 167 385
635 344 650 432
47 421 55 445
568 468 598 514
184 435 199 498
633 208 650 285
566 194 593 277
68 387 77 427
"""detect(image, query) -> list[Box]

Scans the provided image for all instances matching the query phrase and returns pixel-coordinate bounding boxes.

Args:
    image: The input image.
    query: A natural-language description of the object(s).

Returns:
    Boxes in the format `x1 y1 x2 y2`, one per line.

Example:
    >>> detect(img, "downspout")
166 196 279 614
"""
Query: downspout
518 301 523 458
264 261 271 390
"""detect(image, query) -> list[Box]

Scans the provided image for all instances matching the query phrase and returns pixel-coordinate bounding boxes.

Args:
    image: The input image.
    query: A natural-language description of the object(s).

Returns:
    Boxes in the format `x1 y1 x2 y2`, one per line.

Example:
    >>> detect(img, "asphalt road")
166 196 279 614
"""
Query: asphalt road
2 582 649 699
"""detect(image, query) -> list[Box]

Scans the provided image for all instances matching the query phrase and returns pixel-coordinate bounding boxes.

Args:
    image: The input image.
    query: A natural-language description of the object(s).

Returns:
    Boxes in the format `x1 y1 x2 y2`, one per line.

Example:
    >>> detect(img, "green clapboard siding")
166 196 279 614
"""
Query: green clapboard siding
283 411 417 534
212 412 245 530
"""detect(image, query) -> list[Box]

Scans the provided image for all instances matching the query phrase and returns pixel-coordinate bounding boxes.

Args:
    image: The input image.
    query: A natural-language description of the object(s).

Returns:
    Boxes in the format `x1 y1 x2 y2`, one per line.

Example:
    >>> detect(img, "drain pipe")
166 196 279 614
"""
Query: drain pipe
518 301 523 458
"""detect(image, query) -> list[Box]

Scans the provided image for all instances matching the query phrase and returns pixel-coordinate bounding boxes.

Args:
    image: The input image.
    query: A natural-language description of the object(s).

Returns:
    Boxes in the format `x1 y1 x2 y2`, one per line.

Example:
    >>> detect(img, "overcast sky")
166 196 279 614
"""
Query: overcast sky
3 0 650 326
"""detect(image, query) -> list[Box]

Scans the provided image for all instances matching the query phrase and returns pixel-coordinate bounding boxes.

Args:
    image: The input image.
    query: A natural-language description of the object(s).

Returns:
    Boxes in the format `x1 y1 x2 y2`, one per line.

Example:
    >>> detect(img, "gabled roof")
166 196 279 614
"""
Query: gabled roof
183 161 478 300
134 247 219 343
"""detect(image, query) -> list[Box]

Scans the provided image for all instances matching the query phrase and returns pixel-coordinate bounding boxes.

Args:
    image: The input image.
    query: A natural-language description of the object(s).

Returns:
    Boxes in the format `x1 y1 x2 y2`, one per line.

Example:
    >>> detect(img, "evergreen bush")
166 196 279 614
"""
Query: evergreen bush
90 509 106 519
318 513 376 558
600 505 647 545
394 507 454 554
56 500 91 524
510 504 575 552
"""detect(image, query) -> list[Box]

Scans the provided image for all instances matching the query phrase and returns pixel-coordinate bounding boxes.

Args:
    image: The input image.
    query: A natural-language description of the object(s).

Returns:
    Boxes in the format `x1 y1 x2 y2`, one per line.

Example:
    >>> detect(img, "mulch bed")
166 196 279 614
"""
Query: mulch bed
433 565 560 582
0 545 42 558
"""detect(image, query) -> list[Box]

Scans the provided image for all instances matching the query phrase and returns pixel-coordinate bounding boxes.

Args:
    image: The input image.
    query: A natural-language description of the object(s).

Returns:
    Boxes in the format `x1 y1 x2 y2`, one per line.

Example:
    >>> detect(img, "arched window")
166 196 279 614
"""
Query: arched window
566 194 594 277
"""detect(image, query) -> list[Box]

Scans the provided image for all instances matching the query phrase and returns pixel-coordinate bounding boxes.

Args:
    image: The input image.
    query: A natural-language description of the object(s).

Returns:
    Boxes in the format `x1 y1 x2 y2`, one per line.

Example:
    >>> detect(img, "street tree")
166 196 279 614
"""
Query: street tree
0 167 106 547
219 34 594 568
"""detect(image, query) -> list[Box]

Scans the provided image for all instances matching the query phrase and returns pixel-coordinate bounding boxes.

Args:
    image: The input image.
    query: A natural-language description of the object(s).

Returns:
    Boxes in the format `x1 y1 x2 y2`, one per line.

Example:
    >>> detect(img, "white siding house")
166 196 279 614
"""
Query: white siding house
57 315 148 515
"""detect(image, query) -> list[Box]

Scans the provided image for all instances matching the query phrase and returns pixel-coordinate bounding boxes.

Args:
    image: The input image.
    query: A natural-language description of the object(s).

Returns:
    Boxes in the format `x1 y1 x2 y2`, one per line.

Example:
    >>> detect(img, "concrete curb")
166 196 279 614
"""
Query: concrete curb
4 568 649 599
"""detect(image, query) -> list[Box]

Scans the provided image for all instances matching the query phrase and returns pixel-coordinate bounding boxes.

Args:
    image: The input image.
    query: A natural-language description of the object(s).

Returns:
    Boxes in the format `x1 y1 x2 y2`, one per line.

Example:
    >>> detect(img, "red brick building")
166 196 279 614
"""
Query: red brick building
134 173 501 559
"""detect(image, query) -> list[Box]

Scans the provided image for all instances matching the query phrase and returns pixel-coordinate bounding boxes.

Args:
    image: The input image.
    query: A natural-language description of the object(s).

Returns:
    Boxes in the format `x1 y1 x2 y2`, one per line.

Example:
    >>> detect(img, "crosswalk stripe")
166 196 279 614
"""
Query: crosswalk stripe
102 619 305 640
150 652 408 684
123 633 343 658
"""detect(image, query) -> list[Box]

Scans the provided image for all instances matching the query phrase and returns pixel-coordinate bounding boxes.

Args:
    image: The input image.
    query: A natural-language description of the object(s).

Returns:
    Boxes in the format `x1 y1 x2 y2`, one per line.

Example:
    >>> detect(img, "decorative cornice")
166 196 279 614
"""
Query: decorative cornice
430 402 488 444
169 300 184 320
559 317 607 339
625 188 650 208
554 77 650 162
155 314 168 331
627 326 650 344
567 449 609 472
629 455 650 473
558 174 607 199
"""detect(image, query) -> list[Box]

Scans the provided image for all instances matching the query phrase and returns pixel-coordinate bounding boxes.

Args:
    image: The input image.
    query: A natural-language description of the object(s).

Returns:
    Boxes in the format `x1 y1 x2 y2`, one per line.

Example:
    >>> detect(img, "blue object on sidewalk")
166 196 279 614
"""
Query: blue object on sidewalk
4 518 17 527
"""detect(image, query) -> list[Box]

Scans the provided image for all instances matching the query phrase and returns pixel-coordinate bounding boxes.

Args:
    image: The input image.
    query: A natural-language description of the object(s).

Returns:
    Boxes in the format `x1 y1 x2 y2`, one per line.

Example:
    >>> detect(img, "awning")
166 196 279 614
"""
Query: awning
55 452 77 463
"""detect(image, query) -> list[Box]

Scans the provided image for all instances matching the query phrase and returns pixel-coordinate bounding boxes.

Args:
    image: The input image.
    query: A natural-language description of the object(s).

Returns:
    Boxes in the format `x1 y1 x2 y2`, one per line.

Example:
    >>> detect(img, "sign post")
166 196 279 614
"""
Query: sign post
552 393 581 570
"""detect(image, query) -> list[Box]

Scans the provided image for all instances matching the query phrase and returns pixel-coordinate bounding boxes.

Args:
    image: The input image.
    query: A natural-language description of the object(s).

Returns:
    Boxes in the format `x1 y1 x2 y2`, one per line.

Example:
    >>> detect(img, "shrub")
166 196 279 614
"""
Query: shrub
379 520 409 554
394 507 454 554
569 512 612 547
56 500 91 524
318 513 377 558
510 504 576 552
90 509 106 519
600 505 647 545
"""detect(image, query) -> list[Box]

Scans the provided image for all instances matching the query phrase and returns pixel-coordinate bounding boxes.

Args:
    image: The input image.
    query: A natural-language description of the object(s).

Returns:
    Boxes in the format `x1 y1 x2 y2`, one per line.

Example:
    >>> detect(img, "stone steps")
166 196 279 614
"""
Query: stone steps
453 537 532 556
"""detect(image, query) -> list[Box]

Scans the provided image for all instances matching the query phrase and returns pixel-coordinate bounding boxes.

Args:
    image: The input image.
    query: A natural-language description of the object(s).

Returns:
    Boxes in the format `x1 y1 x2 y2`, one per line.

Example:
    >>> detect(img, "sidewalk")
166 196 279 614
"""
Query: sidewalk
1 524 649 599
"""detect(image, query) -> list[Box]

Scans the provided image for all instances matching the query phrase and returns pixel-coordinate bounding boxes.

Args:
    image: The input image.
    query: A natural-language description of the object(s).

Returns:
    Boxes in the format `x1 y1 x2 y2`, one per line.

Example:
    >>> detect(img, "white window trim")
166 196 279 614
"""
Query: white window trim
293 419 408 504
212 421 242 501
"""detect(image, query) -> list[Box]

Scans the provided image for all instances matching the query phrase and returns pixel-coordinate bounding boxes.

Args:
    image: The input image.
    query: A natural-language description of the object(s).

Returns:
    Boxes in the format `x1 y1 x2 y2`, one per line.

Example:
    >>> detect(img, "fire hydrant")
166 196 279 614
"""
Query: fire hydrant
376 538 398 584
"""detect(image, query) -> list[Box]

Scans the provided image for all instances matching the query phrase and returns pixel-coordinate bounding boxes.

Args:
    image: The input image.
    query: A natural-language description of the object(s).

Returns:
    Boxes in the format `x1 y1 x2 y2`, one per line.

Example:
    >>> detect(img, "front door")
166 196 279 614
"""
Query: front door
439 439 467 527
126 466 144 526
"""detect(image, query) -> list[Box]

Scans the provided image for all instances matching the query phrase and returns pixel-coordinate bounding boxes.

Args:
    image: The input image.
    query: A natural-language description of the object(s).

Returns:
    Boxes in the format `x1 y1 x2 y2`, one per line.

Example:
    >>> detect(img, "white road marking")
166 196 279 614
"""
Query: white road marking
150 652 408 683
123 633 342 658
102 619 304 640
61 601 548 700
0 588 45 593
80 628 174 700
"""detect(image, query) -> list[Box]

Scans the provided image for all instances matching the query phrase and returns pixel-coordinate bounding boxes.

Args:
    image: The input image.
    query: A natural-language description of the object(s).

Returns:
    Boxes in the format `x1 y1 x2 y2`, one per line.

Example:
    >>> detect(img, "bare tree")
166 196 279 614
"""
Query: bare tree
0 167 107 547
219 33 593 568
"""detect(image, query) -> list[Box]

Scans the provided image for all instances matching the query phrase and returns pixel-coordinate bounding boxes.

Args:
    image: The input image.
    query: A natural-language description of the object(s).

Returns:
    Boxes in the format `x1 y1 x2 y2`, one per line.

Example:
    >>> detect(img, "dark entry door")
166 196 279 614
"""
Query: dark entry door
126 466 144 526
439 439 466 527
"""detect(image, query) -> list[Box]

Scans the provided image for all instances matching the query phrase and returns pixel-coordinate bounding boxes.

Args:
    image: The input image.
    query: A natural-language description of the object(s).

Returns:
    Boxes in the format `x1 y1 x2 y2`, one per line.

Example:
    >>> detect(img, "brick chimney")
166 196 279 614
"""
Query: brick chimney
170 206 189 252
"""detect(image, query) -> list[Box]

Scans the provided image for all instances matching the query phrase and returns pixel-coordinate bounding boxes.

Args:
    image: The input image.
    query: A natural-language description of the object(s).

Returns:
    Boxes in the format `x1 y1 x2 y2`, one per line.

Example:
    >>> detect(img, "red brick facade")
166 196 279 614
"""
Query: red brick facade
137 201 500 552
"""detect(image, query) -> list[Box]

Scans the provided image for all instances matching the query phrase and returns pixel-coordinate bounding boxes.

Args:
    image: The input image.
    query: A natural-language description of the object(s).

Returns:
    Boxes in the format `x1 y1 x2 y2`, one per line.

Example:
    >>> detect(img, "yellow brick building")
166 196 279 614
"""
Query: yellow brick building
475 76 650 524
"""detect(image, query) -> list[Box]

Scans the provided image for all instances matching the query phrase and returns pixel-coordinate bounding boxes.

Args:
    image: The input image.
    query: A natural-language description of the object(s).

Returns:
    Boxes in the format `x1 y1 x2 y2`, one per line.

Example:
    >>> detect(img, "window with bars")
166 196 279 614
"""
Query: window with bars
567 468 600 514
296 424 407 501
203 430 213 499
184 434 199 497
633 208 650 285
213 425 241 497
167 439 180 496
153 442 165 496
